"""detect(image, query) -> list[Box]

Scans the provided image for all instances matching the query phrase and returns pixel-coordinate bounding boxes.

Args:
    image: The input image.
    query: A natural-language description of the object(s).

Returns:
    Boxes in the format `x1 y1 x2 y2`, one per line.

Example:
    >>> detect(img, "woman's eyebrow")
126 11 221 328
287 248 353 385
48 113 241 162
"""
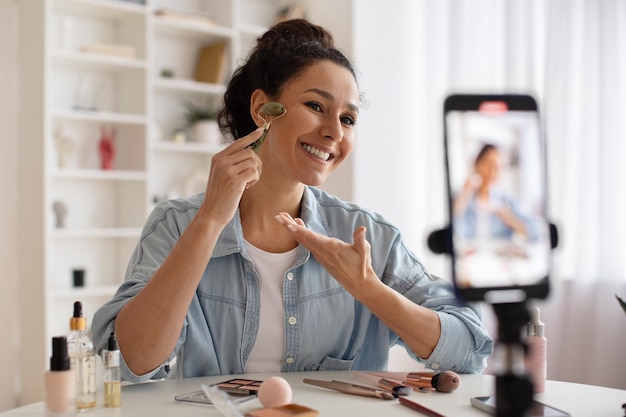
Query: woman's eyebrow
304 88 360 113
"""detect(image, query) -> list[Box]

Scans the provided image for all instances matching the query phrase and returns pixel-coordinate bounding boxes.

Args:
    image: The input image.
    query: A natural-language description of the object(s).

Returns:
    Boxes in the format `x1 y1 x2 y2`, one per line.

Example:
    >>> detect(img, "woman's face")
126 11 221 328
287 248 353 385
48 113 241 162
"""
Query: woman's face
254 60 360 187
475 148 501 186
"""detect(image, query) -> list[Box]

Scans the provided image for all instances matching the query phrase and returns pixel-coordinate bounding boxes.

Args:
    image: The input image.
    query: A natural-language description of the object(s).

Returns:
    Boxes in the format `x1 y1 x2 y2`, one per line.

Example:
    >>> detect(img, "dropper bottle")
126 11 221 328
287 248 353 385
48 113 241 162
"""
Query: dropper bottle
103 332 121 407
525 306 547 393
67 301 96 411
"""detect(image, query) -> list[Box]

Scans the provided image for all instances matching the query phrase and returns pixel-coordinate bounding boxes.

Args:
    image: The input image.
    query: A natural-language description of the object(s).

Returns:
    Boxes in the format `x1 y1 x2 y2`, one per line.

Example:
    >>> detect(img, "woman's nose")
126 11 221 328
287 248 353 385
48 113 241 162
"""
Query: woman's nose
319 116 343 142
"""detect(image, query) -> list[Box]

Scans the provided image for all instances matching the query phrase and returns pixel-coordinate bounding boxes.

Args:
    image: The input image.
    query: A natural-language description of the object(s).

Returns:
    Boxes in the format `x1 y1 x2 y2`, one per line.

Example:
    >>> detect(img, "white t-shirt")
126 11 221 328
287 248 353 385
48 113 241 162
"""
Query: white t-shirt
244 240 298 373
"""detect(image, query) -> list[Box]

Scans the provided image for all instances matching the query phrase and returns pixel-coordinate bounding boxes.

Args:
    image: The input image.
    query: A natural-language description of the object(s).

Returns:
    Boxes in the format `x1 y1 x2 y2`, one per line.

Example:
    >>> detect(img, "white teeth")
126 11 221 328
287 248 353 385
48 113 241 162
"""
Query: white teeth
302 144 331 161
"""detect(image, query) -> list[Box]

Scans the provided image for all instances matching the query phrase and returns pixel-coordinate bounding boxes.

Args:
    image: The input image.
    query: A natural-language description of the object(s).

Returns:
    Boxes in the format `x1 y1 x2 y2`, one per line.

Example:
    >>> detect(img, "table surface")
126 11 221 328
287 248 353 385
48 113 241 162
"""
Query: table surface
2 371 624 416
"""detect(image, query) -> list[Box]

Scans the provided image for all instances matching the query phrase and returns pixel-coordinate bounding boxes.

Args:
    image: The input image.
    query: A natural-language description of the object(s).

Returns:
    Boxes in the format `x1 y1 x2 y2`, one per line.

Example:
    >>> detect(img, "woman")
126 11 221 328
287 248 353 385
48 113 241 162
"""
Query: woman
453 143 535 242
92 19 492 382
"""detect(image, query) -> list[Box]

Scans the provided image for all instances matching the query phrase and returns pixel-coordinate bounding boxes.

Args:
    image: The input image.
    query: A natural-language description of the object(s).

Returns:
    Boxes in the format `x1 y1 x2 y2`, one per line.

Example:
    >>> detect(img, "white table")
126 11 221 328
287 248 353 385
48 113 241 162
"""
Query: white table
1 371 624 416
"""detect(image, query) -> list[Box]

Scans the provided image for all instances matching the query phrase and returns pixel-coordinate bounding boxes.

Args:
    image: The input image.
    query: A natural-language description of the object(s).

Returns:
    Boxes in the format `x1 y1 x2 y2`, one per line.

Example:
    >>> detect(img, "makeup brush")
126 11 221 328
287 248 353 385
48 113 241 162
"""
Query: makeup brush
363 371 461 393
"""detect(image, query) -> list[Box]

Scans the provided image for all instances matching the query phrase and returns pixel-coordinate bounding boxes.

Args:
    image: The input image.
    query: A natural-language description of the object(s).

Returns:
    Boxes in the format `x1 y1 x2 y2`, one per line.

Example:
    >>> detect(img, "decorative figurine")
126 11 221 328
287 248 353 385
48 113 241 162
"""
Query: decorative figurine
52 201 68 228
99 127 116 170
53 126 76 169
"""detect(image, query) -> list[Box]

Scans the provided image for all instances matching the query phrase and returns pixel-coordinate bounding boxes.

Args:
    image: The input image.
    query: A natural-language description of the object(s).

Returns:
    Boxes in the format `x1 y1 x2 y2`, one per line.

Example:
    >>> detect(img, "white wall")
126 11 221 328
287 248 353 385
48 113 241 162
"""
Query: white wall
0 0 21 411
305 0 355 202
352 1 449 276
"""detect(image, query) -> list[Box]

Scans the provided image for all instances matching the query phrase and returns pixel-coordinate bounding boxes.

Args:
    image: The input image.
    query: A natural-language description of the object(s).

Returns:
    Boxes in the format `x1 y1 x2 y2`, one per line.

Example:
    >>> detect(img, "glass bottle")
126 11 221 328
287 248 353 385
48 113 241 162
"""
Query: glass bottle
67 301 96 411
103 332 121 407
45 336 76 417
525 306 547 393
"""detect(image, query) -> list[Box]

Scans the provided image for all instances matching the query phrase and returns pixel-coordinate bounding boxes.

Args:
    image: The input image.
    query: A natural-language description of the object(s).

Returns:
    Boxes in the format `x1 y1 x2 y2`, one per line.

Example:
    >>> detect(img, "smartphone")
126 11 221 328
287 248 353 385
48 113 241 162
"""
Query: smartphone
470 395 570 416
443 94 551 302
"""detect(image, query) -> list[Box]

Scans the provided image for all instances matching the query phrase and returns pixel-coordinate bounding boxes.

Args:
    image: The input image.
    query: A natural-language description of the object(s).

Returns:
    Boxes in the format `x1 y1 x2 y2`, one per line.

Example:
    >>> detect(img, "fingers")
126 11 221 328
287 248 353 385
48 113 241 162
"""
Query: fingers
353 226 371 277
275 213 376 295
274 212 328 249
224 127 265 155
275 212 307 235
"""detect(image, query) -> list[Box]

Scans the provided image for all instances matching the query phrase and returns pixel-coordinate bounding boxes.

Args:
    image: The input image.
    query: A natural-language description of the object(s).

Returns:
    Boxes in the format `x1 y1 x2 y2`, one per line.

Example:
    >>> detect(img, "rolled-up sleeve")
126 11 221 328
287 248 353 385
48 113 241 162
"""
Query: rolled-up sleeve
91 200 193 383
400 272 493 374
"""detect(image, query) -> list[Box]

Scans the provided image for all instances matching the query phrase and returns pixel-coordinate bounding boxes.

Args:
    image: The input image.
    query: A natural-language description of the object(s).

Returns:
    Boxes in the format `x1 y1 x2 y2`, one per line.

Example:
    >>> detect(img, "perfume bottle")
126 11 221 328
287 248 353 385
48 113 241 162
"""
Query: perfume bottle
67 301 97 411
525 306 547 393
103 332 121 407
45 336 76 417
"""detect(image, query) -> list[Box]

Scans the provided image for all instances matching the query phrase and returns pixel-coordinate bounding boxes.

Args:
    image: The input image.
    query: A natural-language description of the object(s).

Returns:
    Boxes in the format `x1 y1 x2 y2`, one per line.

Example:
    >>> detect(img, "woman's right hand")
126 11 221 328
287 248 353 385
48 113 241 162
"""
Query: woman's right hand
198 128 264 226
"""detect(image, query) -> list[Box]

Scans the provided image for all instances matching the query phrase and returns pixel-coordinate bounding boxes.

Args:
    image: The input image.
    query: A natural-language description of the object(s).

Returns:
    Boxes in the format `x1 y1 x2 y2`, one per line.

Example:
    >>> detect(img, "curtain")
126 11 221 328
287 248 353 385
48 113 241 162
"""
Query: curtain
353 0 625 389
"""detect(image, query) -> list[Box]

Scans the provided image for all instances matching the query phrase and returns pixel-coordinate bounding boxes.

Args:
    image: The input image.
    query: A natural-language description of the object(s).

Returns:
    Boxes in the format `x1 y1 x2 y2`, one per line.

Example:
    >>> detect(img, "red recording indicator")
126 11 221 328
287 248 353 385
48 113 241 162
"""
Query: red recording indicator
479 101 508 112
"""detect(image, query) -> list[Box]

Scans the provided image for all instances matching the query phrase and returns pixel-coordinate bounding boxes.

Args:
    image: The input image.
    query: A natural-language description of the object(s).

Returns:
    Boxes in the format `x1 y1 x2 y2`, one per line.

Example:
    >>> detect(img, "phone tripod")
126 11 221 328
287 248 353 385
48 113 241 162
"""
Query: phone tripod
492 302 534 417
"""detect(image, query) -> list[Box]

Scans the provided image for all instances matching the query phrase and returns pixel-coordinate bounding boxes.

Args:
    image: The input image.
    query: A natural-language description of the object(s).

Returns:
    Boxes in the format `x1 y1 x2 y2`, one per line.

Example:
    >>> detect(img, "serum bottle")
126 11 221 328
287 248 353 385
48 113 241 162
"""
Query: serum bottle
525 306 547 393
103 332 121 407
67 301 97 411
45 336 76 417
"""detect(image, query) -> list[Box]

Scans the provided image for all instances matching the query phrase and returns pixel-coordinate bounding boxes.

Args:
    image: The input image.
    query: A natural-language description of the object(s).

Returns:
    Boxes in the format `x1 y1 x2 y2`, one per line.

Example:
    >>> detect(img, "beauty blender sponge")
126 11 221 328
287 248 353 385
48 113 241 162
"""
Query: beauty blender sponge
258 376 293 408
431 371 460 393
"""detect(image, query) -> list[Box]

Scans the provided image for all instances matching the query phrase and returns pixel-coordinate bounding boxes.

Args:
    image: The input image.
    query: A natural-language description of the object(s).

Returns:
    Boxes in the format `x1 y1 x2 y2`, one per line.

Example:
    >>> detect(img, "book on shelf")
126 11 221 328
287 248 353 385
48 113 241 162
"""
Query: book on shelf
154 8 218 27
194 41 227 85
80 43 136 59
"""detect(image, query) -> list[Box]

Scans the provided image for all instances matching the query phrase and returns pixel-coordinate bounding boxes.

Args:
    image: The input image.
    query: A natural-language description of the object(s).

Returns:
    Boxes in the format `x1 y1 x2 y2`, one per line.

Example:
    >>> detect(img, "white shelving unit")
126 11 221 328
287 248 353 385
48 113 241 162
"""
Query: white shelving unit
17 0 354 404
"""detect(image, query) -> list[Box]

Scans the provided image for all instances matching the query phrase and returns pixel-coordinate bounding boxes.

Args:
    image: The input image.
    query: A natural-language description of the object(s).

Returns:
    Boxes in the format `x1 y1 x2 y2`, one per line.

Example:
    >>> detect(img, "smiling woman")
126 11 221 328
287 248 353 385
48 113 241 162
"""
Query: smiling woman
90 18 492 384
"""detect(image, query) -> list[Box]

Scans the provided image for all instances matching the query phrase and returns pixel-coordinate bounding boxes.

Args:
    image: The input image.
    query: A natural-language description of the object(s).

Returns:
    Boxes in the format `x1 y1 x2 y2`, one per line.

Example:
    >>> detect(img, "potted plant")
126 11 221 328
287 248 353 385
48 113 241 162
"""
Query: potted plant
182 100 221 145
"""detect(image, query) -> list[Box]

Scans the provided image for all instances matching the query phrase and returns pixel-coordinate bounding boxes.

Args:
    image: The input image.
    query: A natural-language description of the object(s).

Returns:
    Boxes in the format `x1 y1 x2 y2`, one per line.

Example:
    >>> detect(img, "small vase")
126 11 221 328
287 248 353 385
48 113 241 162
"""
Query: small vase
190 120 221 145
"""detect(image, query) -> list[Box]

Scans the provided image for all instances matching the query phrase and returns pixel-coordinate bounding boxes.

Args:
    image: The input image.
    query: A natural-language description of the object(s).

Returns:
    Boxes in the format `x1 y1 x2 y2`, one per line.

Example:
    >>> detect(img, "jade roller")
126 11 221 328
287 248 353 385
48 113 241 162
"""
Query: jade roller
250 102 286 153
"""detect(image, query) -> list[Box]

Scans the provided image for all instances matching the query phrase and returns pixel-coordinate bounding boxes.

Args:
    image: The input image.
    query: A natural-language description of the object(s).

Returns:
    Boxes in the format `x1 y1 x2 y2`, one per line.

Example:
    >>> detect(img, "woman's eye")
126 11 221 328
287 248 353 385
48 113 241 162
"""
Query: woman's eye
306 102 323 112
341 115 356 126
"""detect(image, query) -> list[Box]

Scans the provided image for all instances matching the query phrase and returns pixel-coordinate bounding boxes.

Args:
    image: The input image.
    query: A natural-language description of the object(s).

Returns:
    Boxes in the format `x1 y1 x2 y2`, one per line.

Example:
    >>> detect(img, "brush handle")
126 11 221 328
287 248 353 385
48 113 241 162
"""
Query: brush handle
399 397 446 417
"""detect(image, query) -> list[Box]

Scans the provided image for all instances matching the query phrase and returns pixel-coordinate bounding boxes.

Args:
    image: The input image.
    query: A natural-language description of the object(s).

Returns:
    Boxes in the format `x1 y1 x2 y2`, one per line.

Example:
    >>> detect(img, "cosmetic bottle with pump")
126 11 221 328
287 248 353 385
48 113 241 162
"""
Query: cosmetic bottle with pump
67 301 96 411
103 332 121 407
525 306 547 393
45 336 76 417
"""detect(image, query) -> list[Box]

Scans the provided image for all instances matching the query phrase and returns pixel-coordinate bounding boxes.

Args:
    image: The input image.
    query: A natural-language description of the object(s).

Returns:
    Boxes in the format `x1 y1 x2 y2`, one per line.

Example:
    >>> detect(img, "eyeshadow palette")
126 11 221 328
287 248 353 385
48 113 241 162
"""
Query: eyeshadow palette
175 378 263 405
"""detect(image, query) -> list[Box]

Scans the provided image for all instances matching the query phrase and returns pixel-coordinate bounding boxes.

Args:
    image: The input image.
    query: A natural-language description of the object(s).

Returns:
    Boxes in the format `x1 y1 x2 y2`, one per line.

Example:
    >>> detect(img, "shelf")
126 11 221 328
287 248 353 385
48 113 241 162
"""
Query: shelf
51 108 147 125
50 285 121 298
51 50 146 71
51 168 147 180
153 141 226 154
51 227 142 238
153 77 226 96
153 16 234 41
239 23 266 38
52 0 146 19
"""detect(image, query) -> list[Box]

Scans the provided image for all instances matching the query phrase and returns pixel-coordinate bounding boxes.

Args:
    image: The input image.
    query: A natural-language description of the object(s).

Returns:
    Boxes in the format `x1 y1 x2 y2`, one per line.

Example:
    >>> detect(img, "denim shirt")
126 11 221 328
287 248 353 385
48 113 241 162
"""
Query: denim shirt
91 186 492 383
454 189 540 242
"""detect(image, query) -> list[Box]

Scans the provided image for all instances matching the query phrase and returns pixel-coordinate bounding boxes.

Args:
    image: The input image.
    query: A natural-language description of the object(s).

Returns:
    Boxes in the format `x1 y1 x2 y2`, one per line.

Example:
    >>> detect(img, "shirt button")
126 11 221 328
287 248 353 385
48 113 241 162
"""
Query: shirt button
287 272 294 281
285 357 294 364
431 363 440 370
288 317 297 325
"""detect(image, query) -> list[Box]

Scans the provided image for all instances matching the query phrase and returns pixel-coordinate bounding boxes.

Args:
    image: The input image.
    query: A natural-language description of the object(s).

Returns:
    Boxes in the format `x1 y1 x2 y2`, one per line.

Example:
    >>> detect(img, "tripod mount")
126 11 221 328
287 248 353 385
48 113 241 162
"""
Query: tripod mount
492 302 534 417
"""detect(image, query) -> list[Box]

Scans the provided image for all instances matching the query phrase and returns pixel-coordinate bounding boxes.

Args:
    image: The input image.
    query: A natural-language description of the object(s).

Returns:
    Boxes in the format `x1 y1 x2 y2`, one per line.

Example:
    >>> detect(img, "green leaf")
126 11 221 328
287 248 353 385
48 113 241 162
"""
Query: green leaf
617 294 626 316
182 100 218 126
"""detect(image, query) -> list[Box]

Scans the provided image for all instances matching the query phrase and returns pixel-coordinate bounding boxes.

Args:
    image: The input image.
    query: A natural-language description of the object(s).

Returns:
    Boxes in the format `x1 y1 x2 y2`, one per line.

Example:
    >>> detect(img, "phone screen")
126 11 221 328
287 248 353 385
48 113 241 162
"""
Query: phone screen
444 94 551 302
470 396 570 417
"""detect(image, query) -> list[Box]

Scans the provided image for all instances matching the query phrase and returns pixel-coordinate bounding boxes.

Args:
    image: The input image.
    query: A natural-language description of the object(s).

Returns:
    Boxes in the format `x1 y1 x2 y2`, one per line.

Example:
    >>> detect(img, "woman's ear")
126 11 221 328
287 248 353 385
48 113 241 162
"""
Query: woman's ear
250 89 271 128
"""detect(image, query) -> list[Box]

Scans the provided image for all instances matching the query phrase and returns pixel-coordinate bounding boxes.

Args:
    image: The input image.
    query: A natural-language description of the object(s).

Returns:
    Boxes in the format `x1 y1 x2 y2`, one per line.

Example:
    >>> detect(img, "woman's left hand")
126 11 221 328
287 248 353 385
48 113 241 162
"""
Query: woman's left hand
275 212 442 359
274 212 378 297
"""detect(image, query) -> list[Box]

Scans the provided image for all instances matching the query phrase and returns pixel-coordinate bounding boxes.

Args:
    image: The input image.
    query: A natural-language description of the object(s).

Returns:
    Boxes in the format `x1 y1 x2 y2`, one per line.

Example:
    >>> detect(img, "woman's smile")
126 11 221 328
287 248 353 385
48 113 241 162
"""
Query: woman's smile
301 142 333 162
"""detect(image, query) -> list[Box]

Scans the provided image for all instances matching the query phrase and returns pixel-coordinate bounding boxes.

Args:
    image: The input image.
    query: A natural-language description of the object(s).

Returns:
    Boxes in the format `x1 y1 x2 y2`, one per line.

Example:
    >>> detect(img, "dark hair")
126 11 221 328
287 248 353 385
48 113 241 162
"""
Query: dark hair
474 143 498 165
218 19 357 140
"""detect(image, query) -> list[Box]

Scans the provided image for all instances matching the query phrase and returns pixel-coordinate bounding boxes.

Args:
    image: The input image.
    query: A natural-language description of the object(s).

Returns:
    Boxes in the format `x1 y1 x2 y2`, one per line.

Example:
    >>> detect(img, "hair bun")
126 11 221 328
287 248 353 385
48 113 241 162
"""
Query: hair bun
258 19 335 49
